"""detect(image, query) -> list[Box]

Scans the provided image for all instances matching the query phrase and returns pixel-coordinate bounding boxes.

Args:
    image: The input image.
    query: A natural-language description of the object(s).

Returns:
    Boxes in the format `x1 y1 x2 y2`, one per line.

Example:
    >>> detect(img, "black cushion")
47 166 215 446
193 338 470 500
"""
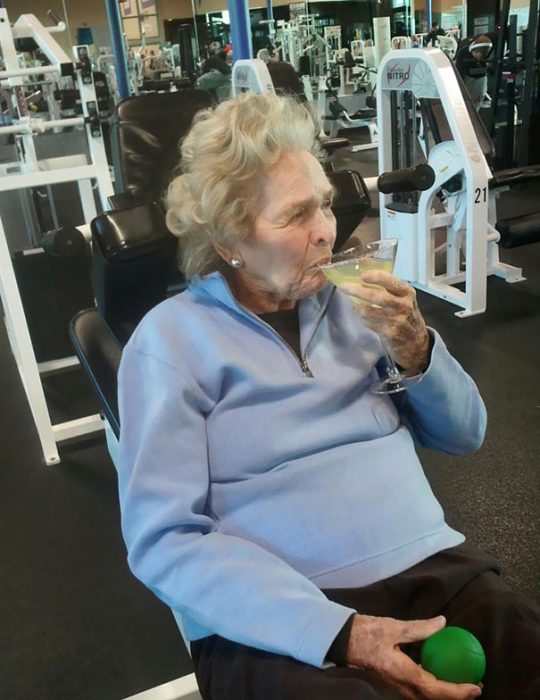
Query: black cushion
90 203 179 344
329 170 371 251
110 90 214 204
267 61 306 102
496 211 540 249
91 201 176 262
70 308 122 439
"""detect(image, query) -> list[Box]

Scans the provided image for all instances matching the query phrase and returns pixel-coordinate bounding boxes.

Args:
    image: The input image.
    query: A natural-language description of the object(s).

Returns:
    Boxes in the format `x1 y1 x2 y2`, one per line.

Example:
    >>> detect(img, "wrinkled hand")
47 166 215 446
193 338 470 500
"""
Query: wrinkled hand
340 270 430 372
347 614 482 700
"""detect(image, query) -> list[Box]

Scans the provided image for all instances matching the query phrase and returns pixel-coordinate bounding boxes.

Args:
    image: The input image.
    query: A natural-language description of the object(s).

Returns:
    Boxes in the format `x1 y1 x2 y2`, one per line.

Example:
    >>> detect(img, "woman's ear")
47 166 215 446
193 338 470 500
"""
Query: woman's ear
214 243 231 263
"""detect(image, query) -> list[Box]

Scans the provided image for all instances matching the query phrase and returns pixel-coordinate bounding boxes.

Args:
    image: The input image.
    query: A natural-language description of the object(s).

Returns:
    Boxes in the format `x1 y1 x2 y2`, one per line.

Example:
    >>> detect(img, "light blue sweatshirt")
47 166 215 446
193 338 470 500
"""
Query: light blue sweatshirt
117 272 487 668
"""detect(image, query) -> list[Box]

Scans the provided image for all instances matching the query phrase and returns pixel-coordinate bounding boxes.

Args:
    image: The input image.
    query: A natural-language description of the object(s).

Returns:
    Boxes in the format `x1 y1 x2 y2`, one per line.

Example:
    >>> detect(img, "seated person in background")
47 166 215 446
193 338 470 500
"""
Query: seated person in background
201 48 232 77
141 49 157 80
197 48 231 100
424 21 446 47
455 35 494 111
117 93 539 700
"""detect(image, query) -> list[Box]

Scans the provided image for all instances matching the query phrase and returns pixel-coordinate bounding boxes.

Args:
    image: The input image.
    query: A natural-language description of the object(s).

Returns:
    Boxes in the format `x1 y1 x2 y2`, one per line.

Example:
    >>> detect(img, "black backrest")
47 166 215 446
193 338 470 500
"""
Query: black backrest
267 61 307 102
110 90 214 204
328 170 372 251
419 61 495 164
90 202 179 345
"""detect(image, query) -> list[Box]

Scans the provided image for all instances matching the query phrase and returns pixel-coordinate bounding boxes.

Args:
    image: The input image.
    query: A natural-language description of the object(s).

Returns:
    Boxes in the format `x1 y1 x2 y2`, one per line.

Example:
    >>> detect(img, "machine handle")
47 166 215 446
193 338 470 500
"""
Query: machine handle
47 9 63 25
377 164 436 194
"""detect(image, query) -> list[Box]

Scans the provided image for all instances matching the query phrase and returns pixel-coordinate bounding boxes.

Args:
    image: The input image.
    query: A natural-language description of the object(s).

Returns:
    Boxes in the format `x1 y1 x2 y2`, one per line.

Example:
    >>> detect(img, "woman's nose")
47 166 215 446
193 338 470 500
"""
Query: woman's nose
311 208 336 246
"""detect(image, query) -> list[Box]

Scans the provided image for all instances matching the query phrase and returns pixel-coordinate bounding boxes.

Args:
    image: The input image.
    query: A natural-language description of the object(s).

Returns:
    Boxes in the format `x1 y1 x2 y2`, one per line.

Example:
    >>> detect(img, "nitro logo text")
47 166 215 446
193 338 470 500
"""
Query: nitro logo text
386 63 411 87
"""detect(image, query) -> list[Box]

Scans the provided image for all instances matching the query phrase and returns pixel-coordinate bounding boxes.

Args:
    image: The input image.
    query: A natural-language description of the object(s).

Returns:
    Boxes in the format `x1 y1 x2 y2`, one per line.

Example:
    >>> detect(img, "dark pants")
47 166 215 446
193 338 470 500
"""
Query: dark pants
191 544 540 700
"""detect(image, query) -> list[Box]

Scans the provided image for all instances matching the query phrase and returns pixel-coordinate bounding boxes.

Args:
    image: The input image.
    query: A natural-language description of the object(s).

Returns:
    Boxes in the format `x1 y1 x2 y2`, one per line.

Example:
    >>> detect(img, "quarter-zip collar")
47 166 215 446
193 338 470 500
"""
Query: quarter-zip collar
190 272 335 340
189 272 336 377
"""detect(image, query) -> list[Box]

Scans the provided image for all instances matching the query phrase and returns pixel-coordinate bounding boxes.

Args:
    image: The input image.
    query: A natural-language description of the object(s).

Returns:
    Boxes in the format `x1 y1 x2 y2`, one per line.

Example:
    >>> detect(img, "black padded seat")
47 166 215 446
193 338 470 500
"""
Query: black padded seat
70 308 122 438
110 90 214 204
489 165 540 189
322 137 351 156
349 107 377 120
90 202 179 345
496 210 540 248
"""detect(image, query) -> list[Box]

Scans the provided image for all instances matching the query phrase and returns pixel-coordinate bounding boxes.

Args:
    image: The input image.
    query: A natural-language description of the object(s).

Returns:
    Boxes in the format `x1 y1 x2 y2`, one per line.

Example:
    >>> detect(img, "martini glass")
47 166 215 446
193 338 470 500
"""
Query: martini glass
319 238 423 394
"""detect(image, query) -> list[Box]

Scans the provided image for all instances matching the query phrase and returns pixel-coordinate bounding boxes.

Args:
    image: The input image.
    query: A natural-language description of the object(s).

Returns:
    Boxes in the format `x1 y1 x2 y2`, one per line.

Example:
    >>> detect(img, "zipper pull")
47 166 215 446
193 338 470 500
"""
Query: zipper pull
300 358 314 378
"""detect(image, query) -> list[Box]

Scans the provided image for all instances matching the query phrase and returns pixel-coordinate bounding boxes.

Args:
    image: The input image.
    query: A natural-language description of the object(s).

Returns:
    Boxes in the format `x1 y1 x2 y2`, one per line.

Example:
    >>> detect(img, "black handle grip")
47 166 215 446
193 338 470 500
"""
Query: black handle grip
377 164 436 194
47 9 63 25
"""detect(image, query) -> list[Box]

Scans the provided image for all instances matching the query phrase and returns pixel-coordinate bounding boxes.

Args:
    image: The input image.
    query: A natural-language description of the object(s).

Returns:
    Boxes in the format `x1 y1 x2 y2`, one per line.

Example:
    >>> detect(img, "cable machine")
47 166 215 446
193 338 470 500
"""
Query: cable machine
377 48 539 317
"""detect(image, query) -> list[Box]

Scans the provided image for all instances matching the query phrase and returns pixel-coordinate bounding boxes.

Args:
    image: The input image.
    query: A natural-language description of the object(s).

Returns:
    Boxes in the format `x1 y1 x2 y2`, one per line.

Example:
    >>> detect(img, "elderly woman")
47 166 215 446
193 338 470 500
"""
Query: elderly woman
117 93 539 700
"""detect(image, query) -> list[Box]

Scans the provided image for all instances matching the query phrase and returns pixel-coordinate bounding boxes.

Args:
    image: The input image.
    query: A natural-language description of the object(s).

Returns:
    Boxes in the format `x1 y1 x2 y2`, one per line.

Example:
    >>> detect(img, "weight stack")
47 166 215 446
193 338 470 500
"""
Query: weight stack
11 249 94 363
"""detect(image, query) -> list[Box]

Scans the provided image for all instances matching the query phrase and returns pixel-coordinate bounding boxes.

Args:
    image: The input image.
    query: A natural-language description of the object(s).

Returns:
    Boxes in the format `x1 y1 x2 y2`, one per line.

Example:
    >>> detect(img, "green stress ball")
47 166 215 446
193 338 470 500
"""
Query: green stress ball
421 626 486 684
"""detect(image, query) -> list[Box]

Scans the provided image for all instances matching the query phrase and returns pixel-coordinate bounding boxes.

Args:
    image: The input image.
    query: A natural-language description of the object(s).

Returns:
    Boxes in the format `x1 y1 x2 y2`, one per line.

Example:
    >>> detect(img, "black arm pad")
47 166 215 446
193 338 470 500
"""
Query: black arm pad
378 164 436 194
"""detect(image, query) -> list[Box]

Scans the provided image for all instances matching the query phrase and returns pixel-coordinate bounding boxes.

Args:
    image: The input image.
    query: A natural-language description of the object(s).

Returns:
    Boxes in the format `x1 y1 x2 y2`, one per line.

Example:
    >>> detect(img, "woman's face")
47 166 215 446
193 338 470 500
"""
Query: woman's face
229 151 336 313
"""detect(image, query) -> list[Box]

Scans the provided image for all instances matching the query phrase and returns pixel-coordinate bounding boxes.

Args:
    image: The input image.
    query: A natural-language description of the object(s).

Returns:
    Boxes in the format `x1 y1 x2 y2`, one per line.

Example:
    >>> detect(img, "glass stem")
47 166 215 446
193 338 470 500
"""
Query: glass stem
380 337 402 380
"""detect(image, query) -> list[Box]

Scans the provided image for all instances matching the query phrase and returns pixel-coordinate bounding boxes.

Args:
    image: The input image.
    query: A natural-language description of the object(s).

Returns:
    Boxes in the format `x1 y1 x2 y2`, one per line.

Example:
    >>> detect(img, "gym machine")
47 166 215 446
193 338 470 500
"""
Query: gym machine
487 0 540 168
377 47 540 317
0 8 114 464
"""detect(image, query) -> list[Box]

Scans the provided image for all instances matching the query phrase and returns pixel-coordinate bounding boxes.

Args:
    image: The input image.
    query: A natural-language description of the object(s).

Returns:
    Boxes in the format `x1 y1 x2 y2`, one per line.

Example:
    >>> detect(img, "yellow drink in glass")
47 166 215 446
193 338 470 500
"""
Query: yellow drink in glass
318 238 424 394
320 258 393 307
320 258 393 287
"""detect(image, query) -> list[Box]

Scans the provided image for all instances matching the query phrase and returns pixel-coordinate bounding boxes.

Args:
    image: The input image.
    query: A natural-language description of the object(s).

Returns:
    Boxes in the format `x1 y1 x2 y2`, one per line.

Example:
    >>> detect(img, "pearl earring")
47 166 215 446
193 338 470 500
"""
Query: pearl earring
230 258 242 269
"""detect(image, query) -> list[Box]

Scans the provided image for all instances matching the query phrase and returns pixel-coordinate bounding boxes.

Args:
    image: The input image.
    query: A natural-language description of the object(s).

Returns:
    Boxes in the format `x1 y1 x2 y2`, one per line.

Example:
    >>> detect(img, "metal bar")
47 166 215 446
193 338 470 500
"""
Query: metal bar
122 672 201 700
77 178 98 225
517 0 540 165
38 356 80 374
18 188 40 247
0 65 59 80
227 0 253 60
0 8 23 88
44 23 66 34
390 91 399 171
46 184 60 230
0 117 84 134
52 415 104 441
0 215 60 465
190 0 201 64
72 49 114 210
0 165 100 192
11 23 66 38
13 13 72 66
104 0 131 99
61 0 72 43
488 0 510 136
500 15 518 167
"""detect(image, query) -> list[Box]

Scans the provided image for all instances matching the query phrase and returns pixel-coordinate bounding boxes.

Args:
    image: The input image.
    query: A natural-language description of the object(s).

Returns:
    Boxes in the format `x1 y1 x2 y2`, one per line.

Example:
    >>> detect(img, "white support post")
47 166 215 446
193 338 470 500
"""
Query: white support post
0 217 61 465
73 45 115 210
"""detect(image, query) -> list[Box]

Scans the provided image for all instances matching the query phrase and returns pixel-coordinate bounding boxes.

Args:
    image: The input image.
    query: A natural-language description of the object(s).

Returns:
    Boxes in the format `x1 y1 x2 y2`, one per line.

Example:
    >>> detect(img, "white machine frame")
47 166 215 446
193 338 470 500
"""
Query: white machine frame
232 58 275 96
0 9 114 464
122 672 201 700
377 48 523 317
